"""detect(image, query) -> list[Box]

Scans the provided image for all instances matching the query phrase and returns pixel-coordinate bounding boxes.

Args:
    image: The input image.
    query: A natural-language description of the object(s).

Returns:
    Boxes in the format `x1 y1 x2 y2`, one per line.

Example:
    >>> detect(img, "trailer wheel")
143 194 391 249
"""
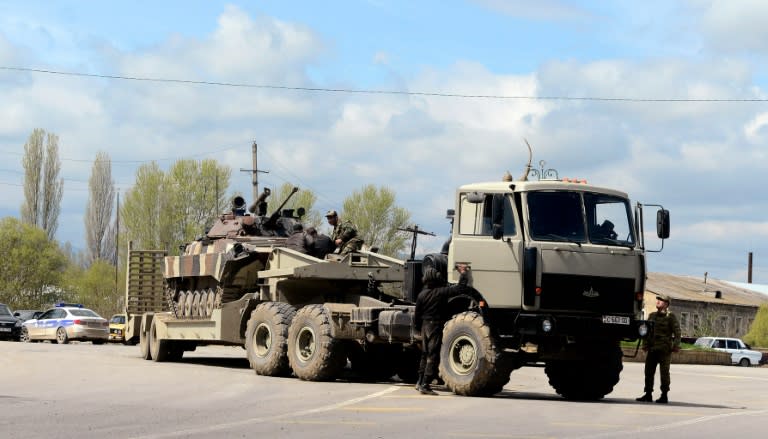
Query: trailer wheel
246 302 296 376
439 311 510 396
545 340 623 400
348 342 398 382
149 318 172 362
288 305 346 381
139 317 152 360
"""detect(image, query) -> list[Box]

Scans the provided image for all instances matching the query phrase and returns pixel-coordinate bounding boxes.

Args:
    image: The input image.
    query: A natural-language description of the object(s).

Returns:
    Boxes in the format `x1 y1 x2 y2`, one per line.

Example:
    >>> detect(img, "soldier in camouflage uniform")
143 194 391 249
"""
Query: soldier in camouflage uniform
325 210 363 255
636 294 681 404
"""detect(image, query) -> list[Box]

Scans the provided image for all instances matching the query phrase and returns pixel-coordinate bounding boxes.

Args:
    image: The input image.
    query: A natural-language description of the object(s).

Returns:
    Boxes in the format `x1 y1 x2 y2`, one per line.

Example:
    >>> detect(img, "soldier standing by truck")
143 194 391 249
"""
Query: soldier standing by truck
636 294 681 404
414 263 480 395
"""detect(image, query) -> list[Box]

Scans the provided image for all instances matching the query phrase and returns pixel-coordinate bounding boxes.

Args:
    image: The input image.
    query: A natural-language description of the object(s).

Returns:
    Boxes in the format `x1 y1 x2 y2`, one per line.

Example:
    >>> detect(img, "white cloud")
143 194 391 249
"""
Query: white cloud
691 0 768 52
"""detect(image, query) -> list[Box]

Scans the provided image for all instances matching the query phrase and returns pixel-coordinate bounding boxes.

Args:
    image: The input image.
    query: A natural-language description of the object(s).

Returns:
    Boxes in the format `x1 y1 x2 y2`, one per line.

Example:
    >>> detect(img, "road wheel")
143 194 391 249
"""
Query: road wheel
20 327 30 343
246 302 296 376
139 318 152 360
149 318 171 362
439 312 510 396
288 305 346 381
198 290 209 318
183 291 193 318
348 342 398 382
190 292 201 318
204 288 216 316
545 340 623 400
739 358 751 367
56 327 70 345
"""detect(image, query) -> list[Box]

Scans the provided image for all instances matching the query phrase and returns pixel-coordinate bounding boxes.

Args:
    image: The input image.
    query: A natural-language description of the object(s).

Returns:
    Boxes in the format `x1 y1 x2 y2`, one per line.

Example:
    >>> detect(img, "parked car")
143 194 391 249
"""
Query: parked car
21 303 108 344
0 303 22 341
694 337 763 367
13 309 43 322
108 313 127 343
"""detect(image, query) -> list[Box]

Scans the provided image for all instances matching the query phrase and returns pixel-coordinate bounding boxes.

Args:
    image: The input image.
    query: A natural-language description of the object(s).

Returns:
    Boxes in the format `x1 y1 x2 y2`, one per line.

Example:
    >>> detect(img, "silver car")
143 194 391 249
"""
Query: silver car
21 303 108 344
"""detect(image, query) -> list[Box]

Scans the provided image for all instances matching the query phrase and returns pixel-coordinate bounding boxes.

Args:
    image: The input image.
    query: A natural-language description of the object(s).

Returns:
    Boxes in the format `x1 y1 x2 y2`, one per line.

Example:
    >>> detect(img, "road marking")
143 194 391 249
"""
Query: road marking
276 420 376 426
340 406 423 412
129 385 401 439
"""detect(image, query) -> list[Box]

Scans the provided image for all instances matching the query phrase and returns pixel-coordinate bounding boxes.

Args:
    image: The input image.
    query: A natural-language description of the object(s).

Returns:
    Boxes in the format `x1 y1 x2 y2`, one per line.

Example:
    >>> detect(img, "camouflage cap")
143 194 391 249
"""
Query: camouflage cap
325 210 338 217
656 294 671 304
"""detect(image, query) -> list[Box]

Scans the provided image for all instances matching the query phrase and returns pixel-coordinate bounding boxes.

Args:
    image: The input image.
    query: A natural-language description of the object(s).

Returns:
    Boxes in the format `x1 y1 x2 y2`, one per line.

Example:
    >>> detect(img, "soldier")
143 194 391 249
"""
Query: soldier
324 210 363 255
285 223 311 254
636 294 681 404
414 264 481 395
305 227 334 259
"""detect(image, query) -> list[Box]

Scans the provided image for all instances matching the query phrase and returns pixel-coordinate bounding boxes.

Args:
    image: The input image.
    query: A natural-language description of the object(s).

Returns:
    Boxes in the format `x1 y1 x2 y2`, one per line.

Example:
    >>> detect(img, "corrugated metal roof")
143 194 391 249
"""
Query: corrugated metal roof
646 272 768 307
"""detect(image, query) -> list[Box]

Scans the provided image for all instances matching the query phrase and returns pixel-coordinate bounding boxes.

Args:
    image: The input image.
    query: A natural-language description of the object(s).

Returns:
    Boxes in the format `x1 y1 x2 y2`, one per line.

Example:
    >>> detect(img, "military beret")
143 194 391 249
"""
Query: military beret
325 210 338 217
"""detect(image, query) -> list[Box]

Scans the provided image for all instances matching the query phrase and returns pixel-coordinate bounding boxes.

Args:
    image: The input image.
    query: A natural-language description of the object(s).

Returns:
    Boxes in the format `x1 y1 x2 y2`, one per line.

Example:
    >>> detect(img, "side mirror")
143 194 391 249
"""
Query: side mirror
656 209 670 239
466 192 485 204
492 224 504 240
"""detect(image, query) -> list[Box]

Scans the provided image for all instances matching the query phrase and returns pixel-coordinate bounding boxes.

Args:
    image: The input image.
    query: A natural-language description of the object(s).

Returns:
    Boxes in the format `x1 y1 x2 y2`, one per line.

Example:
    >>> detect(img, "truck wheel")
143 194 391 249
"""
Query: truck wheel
348 342 398 382
545 341 622 400
439 312 510 396
395 346 421 384
139 318 152 360
440 311 511 396
149 318 171 362
246 302 296 376
288 305 346 381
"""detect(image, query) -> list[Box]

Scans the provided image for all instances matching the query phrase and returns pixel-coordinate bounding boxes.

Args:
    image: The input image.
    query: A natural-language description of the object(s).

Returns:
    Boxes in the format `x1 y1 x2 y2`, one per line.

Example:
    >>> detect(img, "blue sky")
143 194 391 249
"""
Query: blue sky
1 1 768 283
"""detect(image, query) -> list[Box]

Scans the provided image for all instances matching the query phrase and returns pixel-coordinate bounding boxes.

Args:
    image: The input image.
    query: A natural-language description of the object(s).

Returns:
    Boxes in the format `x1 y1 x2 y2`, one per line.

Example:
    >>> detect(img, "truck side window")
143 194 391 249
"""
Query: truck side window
458 193 516 236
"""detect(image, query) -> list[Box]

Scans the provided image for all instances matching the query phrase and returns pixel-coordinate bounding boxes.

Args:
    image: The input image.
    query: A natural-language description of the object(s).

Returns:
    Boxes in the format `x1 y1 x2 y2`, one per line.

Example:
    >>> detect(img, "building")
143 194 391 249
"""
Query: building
644 273 768 339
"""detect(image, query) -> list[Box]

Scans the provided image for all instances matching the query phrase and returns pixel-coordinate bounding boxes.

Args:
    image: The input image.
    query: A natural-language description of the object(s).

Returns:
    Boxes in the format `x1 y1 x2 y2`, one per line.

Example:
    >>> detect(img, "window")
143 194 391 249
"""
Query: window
719 316 729 334
735 317 743 335
527 191 585 242
458 193 516 236
693 314 701 332
726 339 740 349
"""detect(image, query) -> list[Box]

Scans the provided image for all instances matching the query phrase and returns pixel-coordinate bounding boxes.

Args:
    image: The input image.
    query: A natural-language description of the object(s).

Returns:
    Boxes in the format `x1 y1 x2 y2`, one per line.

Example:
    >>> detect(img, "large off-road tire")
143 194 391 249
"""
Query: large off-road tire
545 340 623 400
347 342 398 382
439 312 510 396
149 318 172 362
246 302 296 376
55 327 70 345
139 318 152 360
287 305 347 381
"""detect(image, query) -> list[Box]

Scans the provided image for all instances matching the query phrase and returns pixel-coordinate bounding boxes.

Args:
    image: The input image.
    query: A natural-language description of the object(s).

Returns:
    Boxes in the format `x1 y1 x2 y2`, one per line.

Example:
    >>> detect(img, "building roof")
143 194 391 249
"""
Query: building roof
646 272 768 307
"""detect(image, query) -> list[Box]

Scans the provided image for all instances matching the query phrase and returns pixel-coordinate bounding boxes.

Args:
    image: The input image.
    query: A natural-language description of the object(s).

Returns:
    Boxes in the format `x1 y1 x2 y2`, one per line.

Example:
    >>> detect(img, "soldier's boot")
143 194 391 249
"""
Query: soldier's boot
419 375 438 396
655 392 668 404
414 374 424 393
635 392 653 402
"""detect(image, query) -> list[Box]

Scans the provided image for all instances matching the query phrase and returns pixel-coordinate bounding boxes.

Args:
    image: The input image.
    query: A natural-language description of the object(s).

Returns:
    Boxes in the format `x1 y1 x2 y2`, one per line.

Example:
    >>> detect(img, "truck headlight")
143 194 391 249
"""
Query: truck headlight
638 323 648 337
541 318 553 333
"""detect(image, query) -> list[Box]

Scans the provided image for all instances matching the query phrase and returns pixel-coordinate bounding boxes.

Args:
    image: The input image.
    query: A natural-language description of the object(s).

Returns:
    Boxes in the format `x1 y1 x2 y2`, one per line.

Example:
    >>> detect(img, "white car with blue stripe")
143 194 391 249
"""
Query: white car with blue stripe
20 303 109 344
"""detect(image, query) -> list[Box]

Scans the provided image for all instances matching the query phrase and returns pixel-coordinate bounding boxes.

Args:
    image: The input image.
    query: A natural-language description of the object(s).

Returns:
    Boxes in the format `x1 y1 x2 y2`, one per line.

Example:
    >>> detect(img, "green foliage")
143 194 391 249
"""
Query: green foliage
62 260 122 318
341 185 411 257
120 159 230 256
270 182 321 228
0 217 69 309
744 304 768 348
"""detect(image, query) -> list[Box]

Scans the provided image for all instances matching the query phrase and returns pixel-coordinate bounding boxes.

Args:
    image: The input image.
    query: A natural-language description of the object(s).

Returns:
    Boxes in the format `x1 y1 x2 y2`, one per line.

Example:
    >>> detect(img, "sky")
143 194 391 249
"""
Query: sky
1 0 768 283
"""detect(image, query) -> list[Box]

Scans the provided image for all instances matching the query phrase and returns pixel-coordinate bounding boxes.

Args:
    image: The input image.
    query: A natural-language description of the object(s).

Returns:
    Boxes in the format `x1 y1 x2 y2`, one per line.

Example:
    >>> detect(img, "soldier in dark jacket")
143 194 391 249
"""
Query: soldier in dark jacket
285 224 311 254
637 294 681 404
414 263 480 395
305 227 334 259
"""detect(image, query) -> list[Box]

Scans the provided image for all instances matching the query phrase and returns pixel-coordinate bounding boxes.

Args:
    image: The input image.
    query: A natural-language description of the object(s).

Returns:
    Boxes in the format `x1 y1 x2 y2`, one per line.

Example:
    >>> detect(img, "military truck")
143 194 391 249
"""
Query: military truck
137 167 669 399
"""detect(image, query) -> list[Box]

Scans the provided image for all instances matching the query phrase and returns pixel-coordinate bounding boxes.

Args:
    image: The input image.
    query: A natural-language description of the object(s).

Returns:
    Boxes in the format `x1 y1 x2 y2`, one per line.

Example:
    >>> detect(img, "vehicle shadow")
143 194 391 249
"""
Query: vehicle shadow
177 356 251 369
491 389 744 410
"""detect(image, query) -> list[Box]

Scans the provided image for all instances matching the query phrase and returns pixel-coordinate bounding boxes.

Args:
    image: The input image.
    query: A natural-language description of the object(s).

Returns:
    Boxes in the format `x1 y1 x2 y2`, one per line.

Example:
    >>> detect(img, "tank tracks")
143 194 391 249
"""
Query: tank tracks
171 288 224 319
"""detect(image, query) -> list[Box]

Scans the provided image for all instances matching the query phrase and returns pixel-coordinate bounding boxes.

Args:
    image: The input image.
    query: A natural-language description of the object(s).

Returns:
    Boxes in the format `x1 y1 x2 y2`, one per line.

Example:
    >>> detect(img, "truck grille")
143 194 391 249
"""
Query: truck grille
539 273 635 314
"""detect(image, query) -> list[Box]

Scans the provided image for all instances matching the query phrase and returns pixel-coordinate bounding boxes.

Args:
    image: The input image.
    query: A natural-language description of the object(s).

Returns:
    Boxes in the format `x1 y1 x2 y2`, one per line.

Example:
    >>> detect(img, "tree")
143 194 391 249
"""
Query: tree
0 217 69 309
62 260 123 319
270 182 321 228
744 304 768 348
85 151 116 265
20 129 63 240
120 159 230 255
341 185 411 257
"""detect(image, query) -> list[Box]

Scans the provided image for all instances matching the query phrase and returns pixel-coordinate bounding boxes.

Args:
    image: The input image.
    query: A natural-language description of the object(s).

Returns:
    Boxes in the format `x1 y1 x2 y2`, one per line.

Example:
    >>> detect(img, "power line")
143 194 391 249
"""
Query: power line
3 66 768 102
0 144 244 164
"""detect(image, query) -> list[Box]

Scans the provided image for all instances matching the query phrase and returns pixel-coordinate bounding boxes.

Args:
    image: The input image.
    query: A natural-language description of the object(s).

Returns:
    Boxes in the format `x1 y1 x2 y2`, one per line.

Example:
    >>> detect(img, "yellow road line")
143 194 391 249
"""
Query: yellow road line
340 407 423 413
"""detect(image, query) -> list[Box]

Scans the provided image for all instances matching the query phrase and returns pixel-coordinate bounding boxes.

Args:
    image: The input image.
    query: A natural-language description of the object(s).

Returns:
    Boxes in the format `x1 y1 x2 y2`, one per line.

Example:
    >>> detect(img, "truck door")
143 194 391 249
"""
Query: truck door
449 192 523 308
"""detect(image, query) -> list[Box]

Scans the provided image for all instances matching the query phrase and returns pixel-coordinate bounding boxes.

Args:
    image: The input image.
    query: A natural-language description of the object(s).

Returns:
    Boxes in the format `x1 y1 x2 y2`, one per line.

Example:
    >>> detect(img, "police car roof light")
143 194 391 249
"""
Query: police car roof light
55 302 84 308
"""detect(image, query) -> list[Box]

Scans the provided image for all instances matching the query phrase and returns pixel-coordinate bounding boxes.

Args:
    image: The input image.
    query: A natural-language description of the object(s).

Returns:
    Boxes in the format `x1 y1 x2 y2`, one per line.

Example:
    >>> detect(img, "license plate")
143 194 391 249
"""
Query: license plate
0 327 11 332
602 315 630 325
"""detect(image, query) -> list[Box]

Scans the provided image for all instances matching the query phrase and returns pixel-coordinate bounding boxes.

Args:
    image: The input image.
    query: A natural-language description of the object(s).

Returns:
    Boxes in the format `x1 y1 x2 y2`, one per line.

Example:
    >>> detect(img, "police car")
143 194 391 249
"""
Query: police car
20 303 108 344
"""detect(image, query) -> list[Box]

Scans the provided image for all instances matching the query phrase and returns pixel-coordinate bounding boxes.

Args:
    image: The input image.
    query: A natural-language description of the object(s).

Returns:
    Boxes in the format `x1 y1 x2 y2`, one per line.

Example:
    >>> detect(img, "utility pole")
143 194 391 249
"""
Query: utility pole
240 141 269 202
748 252 753 284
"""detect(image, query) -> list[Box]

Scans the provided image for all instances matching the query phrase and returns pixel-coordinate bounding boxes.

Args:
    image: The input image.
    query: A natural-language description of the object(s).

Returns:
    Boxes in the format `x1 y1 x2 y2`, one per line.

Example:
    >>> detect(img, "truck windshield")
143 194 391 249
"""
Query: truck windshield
527 191 635 247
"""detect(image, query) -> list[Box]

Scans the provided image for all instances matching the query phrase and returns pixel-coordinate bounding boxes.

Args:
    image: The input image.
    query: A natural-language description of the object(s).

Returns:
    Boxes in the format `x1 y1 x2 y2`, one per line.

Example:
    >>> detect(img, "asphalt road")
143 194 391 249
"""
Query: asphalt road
1 341 766 438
